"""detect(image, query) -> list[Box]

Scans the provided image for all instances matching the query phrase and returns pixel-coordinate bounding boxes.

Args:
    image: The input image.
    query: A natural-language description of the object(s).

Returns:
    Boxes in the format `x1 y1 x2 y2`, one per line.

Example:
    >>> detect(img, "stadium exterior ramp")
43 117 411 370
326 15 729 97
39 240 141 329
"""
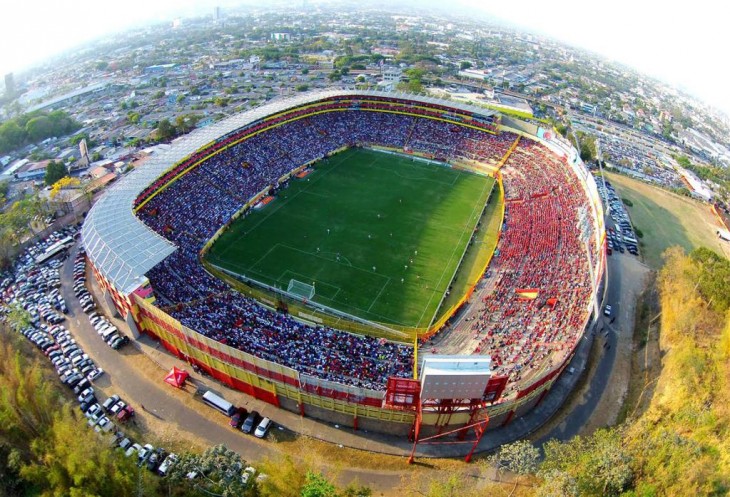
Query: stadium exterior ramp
81 90 604 443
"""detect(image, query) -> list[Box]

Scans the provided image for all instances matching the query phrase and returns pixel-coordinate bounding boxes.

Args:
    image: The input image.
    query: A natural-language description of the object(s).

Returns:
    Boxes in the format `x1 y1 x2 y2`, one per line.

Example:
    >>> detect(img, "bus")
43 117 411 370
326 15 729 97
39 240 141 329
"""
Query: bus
202 390 236 417
35 236 74 265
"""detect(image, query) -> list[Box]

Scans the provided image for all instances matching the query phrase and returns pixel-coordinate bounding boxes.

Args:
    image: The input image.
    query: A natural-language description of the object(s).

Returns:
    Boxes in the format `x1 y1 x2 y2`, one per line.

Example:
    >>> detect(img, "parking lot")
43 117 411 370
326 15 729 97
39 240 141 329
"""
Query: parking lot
596 176 641 257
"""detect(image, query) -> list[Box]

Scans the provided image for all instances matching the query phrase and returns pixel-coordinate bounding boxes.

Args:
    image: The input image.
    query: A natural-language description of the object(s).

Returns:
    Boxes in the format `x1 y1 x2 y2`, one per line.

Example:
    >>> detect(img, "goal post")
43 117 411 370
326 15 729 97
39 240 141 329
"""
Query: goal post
287 279 316 300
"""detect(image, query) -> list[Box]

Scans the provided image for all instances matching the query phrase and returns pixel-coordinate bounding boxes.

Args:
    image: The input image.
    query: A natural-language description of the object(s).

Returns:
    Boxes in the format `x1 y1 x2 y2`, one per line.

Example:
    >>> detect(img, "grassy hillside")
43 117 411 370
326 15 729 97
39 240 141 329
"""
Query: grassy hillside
621 247 730 495
605 172 730 268
519 247 730 497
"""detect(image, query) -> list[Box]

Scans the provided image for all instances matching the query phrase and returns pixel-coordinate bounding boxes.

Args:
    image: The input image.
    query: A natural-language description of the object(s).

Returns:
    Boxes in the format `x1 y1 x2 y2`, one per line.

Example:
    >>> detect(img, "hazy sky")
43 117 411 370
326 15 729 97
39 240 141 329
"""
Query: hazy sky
1 0 728 114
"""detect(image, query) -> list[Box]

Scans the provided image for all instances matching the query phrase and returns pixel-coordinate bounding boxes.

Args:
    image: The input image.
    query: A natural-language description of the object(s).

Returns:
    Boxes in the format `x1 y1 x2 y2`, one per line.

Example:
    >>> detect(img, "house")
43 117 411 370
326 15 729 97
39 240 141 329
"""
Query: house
16 160 51 181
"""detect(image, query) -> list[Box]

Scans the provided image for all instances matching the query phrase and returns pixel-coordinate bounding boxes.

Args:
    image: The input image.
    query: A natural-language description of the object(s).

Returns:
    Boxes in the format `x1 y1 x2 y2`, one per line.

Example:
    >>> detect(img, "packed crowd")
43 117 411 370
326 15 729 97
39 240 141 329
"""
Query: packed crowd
463 140 593 388
138 108 576 391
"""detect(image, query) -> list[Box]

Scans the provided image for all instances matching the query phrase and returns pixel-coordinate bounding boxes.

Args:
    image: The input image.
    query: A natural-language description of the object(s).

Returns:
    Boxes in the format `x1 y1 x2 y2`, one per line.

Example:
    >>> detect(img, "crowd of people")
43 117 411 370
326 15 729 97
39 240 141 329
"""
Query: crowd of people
462 140 593 389
138 108 590 392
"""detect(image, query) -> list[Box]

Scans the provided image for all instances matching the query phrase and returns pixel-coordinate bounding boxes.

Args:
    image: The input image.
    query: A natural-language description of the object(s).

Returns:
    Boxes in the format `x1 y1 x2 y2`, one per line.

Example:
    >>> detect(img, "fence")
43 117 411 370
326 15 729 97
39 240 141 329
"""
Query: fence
130 293 564 429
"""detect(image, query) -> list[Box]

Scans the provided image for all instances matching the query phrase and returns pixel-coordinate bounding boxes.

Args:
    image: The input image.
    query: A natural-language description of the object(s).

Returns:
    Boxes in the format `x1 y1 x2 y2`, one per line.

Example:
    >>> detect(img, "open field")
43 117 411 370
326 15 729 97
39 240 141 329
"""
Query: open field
206 148 496 329
606 172 730 268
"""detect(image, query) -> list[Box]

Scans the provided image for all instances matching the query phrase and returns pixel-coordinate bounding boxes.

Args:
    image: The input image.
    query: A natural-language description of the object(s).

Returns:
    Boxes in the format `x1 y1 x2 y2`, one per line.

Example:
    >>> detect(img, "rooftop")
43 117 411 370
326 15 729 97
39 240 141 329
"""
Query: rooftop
81 90 498 296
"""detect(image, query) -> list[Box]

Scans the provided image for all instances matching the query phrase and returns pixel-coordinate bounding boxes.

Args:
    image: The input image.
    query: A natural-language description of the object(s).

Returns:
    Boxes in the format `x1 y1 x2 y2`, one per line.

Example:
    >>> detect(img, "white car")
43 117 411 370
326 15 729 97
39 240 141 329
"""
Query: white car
125 443 142 458
87 368 104 382
98 417 114 433
77 387 94 403
157 453 178 476
85 403 102 419
241 466 256 485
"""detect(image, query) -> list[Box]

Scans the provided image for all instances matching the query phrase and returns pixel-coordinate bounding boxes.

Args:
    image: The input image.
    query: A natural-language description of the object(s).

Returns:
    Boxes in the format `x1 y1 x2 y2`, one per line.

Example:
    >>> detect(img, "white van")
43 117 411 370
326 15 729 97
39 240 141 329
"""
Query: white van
254 417 272 438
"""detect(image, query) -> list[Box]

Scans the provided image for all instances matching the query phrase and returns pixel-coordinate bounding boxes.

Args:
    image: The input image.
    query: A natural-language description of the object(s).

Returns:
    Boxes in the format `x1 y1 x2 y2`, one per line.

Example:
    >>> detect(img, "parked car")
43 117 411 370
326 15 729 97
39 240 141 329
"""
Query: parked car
125 443 142 458
137 444 155 467
96 416 114 433
103 395 121 412
85 403 102 419
110 400 126 416
118 405 135 422
241 411 260 434
157 453 178 476
254 417 272 438
229 410 247 429
87 368 104 381
147 448 165 472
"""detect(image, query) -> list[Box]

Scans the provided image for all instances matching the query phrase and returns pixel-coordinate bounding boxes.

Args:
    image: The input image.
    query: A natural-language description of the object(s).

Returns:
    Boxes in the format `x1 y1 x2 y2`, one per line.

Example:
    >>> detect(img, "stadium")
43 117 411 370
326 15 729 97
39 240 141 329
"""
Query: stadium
81 90 605 457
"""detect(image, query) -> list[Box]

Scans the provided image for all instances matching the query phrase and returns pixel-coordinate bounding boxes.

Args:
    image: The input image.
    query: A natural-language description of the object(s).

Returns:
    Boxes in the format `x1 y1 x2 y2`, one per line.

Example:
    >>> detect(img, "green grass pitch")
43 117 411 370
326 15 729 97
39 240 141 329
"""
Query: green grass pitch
205 148 495 329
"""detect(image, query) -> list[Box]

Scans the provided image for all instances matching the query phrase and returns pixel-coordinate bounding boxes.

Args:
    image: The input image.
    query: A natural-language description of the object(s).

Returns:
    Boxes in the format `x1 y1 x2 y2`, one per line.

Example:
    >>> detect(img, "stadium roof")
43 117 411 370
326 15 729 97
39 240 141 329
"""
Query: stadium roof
81 89 499 296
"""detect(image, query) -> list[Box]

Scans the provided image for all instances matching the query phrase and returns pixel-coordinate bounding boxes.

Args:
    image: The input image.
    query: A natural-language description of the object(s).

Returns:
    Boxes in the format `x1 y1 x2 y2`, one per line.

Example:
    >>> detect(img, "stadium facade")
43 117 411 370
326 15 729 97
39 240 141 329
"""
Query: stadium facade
82 90 605 438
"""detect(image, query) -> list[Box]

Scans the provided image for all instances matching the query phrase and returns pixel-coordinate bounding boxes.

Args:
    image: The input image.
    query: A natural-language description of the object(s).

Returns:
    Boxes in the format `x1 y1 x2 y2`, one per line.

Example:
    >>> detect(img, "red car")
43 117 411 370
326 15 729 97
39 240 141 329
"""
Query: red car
118 405 135 422
229 408 248 429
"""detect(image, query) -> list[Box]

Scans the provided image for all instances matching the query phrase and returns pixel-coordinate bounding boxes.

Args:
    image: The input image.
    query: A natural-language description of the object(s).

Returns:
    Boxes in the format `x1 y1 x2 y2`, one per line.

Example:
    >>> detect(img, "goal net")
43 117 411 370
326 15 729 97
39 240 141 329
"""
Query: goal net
287 279 316 300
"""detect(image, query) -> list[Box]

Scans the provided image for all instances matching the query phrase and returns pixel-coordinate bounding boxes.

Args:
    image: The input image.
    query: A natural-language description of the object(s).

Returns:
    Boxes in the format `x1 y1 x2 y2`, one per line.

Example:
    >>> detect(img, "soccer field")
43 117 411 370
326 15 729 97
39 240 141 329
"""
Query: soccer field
205 148 495 329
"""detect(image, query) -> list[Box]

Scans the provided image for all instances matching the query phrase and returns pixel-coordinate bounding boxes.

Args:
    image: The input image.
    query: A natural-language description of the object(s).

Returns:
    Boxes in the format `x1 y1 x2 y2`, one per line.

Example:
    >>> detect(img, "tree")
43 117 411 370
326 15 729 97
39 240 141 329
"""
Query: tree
0 111 79 153
44 161 68 186
0 180 9 204
576 132 597 163
70 133 92 146
25 116 54 142
6 303 32 331
301 471 337 497
536 470 579 497
460 61 472 70
0 442 26 496
156 119 176 142
0 121 27 152
20 405 142 496
689 247 730 312
48 176 81 206
540 429 633 496
127 111 140 124
675 155 692 168
489 440 540 479
396 80 423 93
166 444 253 497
